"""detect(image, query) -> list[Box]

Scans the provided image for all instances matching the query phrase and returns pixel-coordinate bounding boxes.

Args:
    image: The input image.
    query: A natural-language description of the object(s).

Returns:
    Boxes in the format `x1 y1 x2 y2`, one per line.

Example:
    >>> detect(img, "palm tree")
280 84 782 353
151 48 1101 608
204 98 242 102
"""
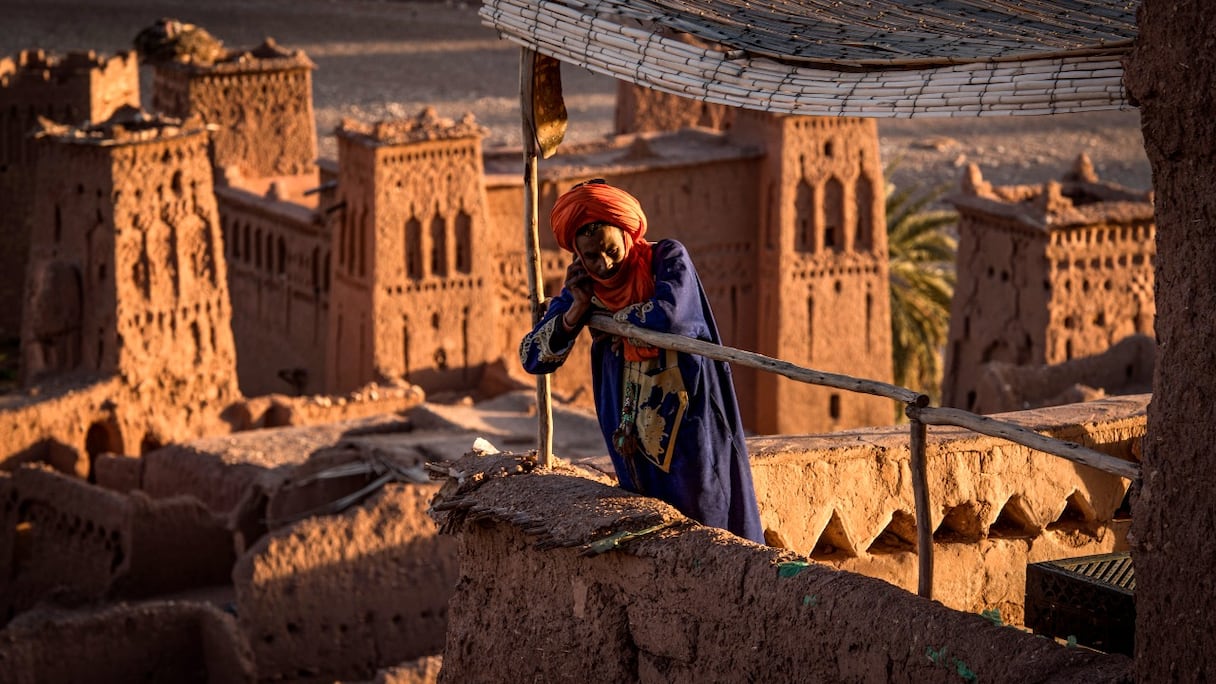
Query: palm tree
886 175 957 406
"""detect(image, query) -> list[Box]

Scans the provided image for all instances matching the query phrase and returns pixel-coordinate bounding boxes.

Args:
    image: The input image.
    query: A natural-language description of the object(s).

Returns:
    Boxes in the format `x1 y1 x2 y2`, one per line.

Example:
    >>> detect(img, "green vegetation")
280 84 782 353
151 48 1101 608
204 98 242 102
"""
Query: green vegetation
886 173 958 408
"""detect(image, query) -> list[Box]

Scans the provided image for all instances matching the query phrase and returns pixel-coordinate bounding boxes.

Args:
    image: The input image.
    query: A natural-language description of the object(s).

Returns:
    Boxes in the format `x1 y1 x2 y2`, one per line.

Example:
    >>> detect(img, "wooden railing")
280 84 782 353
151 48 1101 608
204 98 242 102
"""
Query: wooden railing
581 313 1141 599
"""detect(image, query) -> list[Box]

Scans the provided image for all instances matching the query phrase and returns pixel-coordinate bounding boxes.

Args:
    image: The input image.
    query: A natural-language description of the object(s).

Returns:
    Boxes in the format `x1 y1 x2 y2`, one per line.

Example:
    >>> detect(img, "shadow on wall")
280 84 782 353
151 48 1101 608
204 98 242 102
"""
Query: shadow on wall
6 438 83 479
972 334 1155 415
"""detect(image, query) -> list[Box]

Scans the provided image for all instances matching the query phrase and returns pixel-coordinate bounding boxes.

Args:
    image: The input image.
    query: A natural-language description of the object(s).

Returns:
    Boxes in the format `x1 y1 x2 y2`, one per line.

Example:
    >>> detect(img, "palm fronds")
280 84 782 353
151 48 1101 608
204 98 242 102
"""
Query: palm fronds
887 175 957 405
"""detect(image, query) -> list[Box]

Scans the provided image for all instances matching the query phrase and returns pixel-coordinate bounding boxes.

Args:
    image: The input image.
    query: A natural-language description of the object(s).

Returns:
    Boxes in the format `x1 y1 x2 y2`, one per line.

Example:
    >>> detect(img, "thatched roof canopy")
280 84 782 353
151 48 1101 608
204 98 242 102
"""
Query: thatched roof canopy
481 0 1140 117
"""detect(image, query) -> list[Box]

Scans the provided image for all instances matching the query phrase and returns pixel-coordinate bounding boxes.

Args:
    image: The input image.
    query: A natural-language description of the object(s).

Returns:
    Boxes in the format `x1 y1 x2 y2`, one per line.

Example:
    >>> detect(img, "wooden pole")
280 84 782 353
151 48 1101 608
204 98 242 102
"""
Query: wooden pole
908 416 933 599
908 405 1140 480
521 47 553 467
591 313 1138 481
589 313 925 405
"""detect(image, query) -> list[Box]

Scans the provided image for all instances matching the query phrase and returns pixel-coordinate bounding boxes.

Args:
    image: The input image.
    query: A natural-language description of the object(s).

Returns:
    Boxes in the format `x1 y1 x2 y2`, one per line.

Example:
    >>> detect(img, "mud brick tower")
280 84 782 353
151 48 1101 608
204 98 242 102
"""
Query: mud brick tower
22 111 239 408
942 159 1156 412
730 110 895 433
152 39 317 181
326 109 495 394
0 50 139 339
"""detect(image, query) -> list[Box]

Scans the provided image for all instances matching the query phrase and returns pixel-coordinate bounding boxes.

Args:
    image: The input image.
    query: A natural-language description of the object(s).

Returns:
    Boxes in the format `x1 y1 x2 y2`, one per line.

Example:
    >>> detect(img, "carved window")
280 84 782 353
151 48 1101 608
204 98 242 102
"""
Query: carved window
405 218 423 279
824 177 844 252
431 212 448 277
855 170 874 252
795 179 815 253
455 210 473 274
865 293 872 353
807 296 815 362
357 208 367 278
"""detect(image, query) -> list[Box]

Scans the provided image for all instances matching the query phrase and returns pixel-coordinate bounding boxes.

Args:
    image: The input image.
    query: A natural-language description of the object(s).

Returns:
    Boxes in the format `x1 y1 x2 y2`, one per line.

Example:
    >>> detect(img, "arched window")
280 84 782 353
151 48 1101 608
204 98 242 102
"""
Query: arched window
795 180 815 253
405 218 423 279
855 170 874 252
824 177 845 252
455 210 473 274
431 212 448 277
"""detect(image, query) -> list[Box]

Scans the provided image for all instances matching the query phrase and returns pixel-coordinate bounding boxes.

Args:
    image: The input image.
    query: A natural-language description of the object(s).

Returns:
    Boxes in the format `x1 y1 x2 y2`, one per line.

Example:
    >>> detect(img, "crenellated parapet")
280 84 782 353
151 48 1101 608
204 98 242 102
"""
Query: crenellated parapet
749 393 1143 623
336 107 487 146
152 38 318 179
944 156 1155 411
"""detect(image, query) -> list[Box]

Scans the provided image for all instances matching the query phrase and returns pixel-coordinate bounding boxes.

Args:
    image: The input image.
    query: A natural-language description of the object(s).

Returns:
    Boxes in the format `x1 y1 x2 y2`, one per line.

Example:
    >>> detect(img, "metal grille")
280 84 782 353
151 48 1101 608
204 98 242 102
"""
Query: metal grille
1025 551 1135 655
1047 552 1135 592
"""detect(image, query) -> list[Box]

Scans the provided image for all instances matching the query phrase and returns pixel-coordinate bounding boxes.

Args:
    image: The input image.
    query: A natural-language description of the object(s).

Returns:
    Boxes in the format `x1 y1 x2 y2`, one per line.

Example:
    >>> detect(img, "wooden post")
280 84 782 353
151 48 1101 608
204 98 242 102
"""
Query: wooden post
908 414 933 599
521 47 554 467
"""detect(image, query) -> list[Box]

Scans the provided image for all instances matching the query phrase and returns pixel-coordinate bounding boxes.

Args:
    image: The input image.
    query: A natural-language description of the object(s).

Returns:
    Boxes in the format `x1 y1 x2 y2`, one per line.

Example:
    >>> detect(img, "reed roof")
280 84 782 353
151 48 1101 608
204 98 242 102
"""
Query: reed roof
480 0 1140 117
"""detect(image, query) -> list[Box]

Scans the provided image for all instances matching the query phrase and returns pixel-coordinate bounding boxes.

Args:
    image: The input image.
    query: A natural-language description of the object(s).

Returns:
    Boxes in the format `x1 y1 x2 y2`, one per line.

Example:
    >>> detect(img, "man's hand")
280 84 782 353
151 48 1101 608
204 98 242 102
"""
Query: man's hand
562 258 593 329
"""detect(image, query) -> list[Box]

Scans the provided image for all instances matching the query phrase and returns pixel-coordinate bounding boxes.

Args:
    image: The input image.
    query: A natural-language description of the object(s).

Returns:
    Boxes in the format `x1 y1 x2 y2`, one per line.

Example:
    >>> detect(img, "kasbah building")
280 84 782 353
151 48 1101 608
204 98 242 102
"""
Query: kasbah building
0 25 1162 679
0 32 1155 473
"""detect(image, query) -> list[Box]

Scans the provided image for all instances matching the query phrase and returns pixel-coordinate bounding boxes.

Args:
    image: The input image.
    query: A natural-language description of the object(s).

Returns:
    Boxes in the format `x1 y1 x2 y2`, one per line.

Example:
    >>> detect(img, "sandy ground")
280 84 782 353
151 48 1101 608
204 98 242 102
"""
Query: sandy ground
0 0 1153 196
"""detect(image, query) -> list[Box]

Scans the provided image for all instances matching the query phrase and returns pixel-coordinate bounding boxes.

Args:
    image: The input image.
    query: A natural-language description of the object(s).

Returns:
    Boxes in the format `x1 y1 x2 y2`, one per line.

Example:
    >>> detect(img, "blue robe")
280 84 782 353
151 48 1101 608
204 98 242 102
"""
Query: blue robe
520 239 765 544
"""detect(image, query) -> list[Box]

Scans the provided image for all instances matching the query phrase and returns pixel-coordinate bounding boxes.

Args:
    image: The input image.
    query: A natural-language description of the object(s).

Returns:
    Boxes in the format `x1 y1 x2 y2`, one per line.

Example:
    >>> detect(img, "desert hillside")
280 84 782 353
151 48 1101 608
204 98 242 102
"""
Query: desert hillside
0 0 1152 196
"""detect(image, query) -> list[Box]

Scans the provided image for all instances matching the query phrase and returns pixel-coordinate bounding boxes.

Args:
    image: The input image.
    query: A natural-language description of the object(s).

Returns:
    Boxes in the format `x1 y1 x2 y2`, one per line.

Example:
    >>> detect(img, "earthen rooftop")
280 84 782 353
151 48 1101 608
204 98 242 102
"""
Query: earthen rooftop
336 107 487 146
34 108 206 146
482 127 762 184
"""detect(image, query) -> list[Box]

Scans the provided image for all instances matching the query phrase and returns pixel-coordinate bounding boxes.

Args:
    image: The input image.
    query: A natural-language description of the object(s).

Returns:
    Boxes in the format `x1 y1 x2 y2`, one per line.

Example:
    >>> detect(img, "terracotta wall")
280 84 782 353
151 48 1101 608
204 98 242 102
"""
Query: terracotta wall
152 41 317 179
324 117 498 395
1 465 233 621
21 115 240 408
432 453 1132 683
234 483 457 681
0 50 138 340
732 109 894 433
217 187 331 396
1 392 1139 679
0 602 255 683
1124 1 1216 678
943 166 1155 411
2 411 454 681
615 80 736 135
971 333 1154 414
750 393 1143 624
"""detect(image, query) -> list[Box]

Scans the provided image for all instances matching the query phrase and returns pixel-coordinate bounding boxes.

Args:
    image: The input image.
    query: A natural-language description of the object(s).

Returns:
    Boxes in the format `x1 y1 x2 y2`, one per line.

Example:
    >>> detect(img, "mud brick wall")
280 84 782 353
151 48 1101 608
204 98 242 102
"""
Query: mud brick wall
748 394 1145 624
2 464 131 620
430 455 1132 684
0 601 254 683
1 465 233 623
233 483 459 682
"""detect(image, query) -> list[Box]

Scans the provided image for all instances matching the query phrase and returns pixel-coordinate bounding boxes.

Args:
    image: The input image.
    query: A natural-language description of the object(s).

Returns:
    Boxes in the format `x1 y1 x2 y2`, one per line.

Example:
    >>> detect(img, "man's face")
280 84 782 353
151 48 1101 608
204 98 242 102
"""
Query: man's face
575 224 628 280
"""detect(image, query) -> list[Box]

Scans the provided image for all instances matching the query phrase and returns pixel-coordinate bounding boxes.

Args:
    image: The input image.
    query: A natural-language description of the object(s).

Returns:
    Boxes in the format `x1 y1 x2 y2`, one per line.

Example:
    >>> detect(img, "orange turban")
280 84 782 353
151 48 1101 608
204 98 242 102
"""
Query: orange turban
551 181 657 361
551 182 649 252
